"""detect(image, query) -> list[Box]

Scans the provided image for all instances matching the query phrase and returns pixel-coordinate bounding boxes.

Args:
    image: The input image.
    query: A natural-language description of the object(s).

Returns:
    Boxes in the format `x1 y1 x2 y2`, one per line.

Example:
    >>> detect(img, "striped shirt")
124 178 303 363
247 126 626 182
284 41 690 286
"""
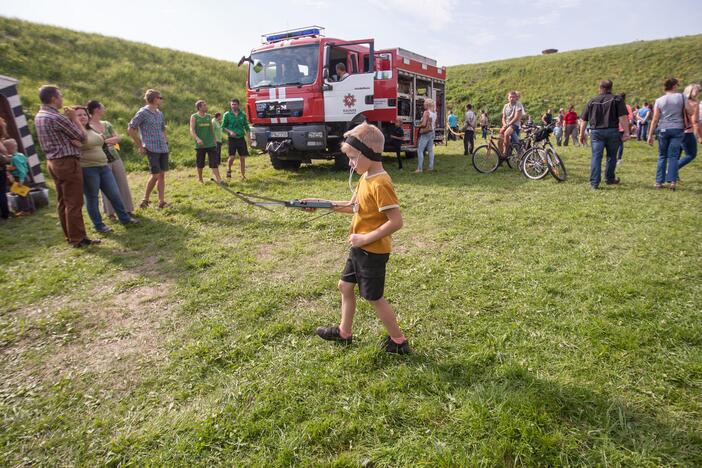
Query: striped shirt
34 105 85 160
128 106 169 153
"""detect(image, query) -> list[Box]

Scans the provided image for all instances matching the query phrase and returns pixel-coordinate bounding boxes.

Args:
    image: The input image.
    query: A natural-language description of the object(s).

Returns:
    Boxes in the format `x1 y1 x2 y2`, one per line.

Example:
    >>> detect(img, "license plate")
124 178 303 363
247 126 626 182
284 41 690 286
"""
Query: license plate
270 131 288 138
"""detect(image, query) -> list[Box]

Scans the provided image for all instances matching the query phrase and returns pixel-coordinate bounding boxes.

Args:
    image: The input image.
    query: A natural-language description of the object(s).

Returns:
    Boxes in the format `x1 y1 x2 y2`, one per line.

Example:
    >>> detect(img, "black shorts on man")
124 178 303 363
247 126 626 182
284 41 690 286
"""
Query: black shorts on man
227 136 249 157
196 147 220 168
340 247 390 301
146 151 169 174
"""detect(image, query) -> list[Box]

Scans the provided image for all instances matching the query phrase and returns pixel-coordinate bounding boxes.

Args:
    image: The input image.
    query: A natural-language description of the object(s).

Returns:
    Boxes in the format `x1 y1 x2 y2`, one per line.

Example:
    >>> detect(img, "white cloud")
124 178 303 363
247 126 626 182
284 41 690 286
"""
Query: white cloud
372 0 457 30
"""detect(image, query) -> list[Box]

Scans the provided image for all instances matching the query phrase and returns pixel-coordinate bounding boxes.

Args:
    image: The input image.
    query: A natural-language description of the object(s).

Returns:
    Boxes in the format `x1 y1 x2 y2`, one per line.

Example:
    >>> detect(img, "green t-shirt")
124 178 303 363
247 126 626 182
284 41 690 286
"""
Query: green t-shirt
212 118 223 143
222 110 250 138
192 112 216 149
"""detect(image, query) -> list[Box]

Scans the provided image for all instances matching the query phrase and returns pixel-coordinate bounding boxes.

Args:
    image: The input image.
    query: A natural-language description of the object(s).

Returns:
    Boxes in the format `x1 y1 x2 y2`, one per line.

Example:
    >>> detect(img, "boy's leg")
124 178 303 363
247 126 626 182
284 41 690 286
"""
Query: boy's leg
368 297 404 340
240 156 246 179
338 280 356 336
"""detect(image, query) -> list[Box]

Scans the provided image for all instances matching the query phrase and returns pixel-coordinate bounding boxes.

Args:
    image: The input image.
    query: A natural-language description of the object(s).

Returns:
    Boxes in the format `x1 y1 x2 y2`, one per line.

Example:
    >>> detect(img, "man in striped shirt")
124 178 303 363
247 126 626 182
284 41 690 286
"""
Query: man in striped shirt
34 85 101 248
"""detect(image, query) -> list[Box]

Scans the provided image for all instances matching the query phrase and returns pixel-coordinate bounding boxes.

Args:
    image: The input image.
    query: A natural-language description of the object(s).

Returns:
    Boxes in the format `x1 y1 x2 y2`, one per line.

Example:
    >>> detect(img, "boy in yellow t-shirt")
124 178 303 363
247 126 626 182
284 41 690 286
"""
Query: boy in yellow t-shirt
305 122 410 354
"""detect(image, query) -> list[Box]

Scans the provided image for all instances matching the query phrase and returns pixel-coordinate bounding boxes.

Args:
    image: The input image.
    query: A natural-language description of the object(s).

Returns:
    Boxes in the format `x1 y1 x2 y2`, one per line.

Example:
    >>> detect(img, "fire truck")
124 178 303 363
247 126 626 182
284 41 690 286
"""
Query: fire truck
239 26 446 170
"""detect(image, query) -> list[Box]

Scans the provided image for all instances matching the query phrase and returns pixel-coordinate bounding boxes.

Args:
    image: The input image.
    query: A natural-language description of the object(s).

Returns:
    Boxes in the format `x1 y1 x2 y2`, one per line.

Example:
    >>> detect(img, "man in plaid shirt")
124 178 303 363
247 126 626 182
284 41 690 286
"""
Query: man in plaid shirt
128 89 170 209
34 85 101 248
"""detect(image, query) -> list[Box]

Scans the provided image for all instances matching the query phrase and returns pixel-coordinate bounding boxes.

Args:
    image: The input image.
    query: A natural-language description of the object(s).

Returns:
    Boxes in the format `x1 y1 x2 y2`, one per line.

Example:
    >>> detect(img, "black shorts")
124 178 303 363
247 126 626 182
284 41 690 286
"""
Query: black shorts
340 247 390 301
196 146 220 168
146 151 169 174
227 136 249 156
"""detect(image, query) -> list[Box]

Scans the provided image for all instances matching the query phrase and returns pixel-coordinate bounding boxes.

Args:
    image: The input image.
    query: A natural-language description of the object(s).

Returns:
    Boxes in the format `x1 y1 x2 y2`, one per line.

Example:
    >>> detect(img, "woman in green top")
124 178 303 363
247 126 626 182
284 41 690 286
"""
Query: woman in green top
75 106 137 233
87 100 134 216
190 100 222 183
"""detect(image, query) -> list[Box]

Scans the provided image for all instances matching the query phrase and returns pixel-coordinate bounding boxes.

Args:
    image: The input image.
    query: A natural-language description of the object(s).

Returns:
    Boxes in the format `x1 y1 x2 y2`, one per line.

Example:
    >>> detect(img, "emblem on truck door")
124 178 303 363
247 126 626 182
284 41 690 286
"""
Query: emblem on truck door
343 94 356 108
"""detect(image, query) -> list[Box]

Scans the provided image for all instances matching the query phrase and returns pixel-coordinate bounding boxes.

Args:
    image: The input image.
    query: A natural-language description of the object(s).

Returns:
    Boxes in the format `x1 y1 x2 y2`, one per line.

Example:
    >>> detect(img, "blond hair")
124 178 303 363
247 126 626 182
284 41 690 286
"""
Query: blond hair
342 122 385 154
683 83 701 101
3 138 18 151
424 98 435 110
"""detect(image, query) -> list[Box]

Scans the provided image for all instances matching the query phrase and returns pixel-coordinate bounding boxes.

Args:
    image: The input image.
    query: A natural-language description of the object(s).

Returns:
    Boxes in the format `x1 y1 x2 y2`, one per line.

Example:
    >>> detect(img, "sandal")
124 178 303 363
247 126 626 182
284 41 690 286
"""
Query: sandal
654 184 663 190
226 170 232 178
157 201 170 209
139 199 150 209
669 183 676 191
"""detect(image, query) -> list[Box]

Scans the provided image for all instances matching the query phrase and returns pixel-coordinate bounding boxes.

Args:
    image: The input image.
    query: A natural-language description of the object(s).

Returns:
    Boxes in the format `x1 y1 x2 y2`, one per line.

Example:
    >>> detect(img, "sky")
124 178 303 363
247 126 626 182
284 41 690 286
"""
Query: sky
1 0 700 67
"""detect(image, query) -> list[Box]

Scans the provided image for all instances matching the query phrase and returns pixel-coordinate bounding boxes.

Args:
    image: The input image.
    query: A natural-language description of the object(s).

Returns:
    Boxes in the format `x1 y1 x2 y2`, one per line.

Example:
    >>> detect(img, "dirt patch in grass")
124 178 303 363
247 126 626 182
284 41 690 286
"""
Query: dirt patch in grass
1 263 180 394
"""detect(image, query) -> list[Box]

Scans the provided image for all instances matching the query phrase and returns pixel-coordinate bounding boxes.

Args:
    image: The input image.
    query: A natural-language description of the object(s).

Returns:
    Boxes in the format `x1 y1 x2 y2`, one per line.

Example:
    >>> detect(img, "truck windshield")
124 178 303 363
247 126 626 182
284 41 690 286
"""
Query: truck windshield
249 44 319 88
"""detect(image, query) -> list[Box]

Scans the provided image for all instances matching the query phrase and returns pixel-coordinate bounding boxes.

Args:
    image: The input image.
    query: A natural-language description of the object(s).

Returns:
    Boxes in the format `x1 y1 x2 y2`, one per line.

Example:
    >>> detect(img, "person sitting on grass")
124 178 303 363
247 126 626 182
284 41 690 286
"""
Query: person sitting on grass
304 122 410 354
3 138 35 217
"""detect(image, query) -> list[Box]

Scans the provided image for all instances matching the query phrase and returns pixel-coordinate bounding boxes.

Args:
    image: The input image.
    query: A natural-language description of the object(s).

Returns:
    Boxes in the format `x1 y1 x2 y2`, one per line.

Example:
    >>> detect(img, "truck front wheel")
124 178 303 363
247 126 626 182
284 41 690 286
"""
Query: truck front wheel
333 152 350 171
269 154 301 171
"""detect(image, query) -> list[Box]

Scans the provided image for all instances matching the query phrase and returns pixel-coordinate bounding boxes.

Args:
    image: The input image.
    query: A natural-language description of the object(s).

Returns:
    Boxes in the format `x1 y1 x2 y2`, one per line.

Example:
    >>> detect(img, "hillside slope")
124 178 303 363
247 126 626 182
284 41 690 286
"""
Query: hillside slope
446 35 702 120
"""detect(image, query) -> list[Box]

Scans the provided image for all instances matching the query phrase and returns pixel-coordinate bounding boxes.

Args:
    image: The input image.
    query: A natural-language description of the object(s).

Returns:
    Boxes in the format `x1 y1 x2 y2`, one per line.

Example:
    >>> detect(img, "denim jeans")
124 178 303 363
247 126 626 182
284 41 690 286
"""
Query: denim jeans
590 128 620 187
656 128 684 184
678 132 697 170
82 165 130 229
481 126 488 139
417 131 435 170
637 122 649 141
617 131 625 160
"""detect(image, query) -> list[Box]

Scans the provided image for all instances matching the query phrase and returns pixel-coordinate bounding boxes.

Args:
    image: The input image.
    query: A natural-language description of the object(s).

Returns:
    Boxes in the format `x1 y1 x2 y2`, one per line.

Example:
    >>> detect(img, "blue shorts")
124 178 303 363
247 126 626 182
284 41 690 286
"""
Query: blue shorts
510 125 520 143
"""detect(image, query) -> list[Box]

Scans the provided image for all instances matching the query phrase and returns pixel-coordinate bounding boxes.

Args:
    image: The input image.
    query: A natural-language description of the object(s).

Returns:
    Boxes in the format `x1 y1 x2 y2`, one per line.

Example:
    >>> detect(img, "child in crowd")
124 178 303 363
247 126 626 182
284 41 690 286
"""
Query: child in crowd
305 122 410 354
4 139 35 216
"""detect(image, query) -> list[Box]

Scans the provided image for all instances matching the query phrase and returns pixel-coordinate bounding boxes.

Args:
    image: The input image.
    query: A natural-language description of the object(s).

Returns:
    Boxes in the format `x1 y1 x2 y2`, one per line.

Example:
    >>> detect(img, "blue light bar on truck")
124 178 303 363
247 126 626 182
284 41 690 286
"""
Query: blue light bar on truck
262 26 324 43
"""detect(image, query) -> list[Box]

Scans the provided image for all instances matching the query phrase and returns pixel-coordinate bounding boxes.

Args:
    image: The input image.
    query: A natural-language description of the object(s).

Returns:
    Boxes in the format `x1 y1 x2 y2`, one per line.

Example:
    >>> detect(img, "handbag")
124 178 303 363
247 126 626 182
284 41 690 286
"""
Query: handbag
102 143 116 163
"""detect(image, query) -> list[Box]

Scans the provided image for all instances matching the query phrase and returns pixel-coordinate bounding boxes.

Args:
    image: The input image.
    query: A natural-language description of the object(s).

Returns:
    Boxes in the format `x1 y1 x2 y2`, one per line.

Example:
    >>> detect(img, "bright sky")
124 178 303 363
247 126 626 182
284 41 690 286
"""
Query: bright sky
2 0 700 67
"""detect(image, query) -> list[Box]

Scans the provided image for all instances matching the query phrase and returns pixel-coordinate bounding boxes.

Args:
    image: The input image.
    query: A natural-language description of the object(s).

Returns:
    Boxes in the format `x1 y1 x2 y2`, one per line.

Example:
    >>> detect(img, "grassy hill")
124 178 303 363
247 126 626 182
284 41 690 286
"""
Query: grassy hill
446 35 702 120
0 17 247 169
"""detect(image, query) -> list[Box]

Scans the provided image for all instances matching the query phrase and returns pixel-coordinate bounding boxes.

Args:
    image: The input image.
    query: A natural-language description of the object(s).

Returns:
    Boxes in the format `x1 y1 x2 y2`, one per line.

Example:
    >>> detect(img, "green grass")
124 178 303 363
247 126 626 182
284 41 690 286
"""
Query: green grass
1 141 701 465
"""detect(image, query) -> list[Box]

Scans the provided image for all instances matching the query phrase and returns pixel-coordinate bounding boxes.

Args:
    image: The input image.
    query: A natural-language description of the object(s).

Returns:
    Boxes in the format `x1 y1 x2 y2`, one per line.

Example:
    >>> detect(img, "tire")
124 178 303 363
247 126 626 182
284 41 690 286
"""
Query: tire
472 144 500 173
270 153 285 170
333 152 350 171
521 148 549 180
546 148 567 181
507 144 522 170
270 154 302 171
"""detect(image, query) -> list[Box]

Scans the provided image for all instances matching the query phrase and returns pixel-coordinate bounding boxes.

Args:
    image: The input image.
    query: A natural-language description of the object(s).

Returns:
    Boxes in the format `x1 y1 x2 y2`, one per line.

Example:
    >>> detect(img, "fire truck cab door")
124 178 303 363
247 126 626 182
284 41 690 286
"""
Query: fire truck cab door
323 41 375 123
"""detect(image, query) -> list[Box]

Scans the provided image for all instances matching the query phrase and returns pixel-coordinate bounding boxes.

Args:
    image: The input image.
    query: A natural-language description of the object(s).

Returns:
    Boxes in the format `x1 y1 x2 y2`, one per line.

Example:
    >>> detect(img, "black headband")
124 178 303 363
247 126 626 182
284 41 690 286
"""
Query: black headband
344 136 382 161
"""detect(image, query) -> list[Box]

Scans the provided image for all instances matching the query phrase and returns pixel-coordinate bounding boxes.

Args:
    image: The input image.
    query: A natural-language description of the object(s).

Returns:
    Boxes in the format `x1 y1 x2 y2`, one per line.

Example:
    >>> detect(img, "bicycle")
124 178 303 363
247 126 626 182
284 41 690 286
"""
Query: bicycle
471 127 530 173
520 124 568 181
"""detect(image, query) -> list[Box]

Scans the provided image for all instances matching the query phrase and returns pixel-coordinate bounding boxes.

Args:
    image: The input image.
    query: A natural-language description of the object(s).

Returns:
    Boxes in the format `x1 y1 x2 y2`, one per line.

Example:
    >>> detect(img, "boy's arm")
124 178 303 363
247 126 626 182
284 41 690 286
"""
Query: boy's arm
349 207 403 248
189 116 202 145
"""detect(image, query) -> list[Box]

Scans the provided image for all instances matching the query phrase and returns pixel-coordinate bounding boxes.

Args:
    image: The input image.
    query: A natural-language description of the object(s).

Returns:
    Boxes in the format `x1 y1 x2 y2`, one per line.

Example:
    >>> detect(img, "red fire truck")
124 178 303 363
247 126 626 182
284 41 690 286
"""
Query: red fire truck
240 26 446 170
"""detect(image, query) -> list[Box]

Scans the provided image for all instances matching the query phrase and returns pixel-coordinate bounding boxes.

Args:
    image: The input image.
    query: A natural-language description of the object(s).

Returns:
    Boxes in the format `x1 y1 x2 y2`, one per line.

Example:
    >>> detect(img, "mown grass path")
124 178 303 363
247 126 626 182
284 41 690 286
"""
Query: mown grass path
1 141 701 466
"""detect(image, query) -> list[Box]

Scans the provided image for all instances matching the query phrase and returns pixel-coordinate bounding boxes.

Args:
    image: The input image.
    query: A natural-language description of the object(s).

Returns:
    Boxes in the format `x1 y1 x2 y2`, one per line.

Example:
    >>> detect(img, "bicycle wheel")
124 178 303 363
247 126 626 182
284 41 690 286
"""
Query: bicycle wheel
472 144 500 173
521 148 549 180
507 143 522 169
546 148 568 181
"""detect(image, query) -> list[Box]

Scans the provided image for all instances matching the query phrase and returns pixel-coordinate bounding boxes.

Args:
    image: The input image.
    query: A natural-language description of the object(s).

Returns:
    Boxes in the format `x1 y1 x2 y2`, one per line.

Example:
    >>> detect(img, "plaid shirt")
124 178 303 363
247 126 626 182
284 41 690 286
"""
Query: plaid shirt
34 105 85 160
128 106 169 153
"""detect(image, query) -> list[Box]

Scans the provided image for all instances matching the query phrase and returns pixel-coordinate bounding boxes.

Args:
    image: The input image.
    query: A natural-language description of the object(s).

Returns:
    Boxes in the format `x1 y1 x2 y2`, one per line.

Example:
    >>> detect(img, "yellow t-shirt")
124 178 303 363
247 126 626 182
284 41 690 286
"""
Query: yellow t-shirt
351 171 400 254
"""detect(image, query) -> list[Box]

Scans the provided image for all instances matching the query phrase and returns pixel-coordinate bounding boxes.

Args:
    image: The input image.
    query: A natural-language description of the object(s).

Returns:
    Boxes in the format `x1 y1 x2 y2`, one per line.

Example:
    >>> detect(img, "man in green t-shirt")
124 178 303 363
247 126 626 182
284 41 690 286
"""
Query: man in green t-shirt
221 98 250 180
190 100 222 184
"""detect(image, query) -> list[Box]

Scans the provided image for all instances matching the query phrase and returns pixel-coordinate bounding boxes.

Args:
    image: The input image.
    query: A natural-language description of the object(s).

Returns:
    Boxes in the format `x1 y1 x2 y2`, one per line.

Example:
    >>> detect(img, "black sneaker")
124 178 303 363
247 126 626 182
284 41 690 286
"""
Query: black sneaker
121 217 140 226
605 178 620 185
315 326 352 345
381 336 411 355
74 238 102 248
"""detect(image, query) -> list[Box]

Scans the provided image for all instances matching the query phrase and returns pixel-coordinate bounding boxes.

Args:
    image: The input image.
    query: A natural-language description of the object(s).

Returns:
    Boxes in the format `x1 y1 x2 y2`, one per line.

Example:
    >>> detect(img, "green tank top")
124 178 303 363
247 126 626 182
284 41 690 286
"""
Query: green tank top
192 112 216 149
